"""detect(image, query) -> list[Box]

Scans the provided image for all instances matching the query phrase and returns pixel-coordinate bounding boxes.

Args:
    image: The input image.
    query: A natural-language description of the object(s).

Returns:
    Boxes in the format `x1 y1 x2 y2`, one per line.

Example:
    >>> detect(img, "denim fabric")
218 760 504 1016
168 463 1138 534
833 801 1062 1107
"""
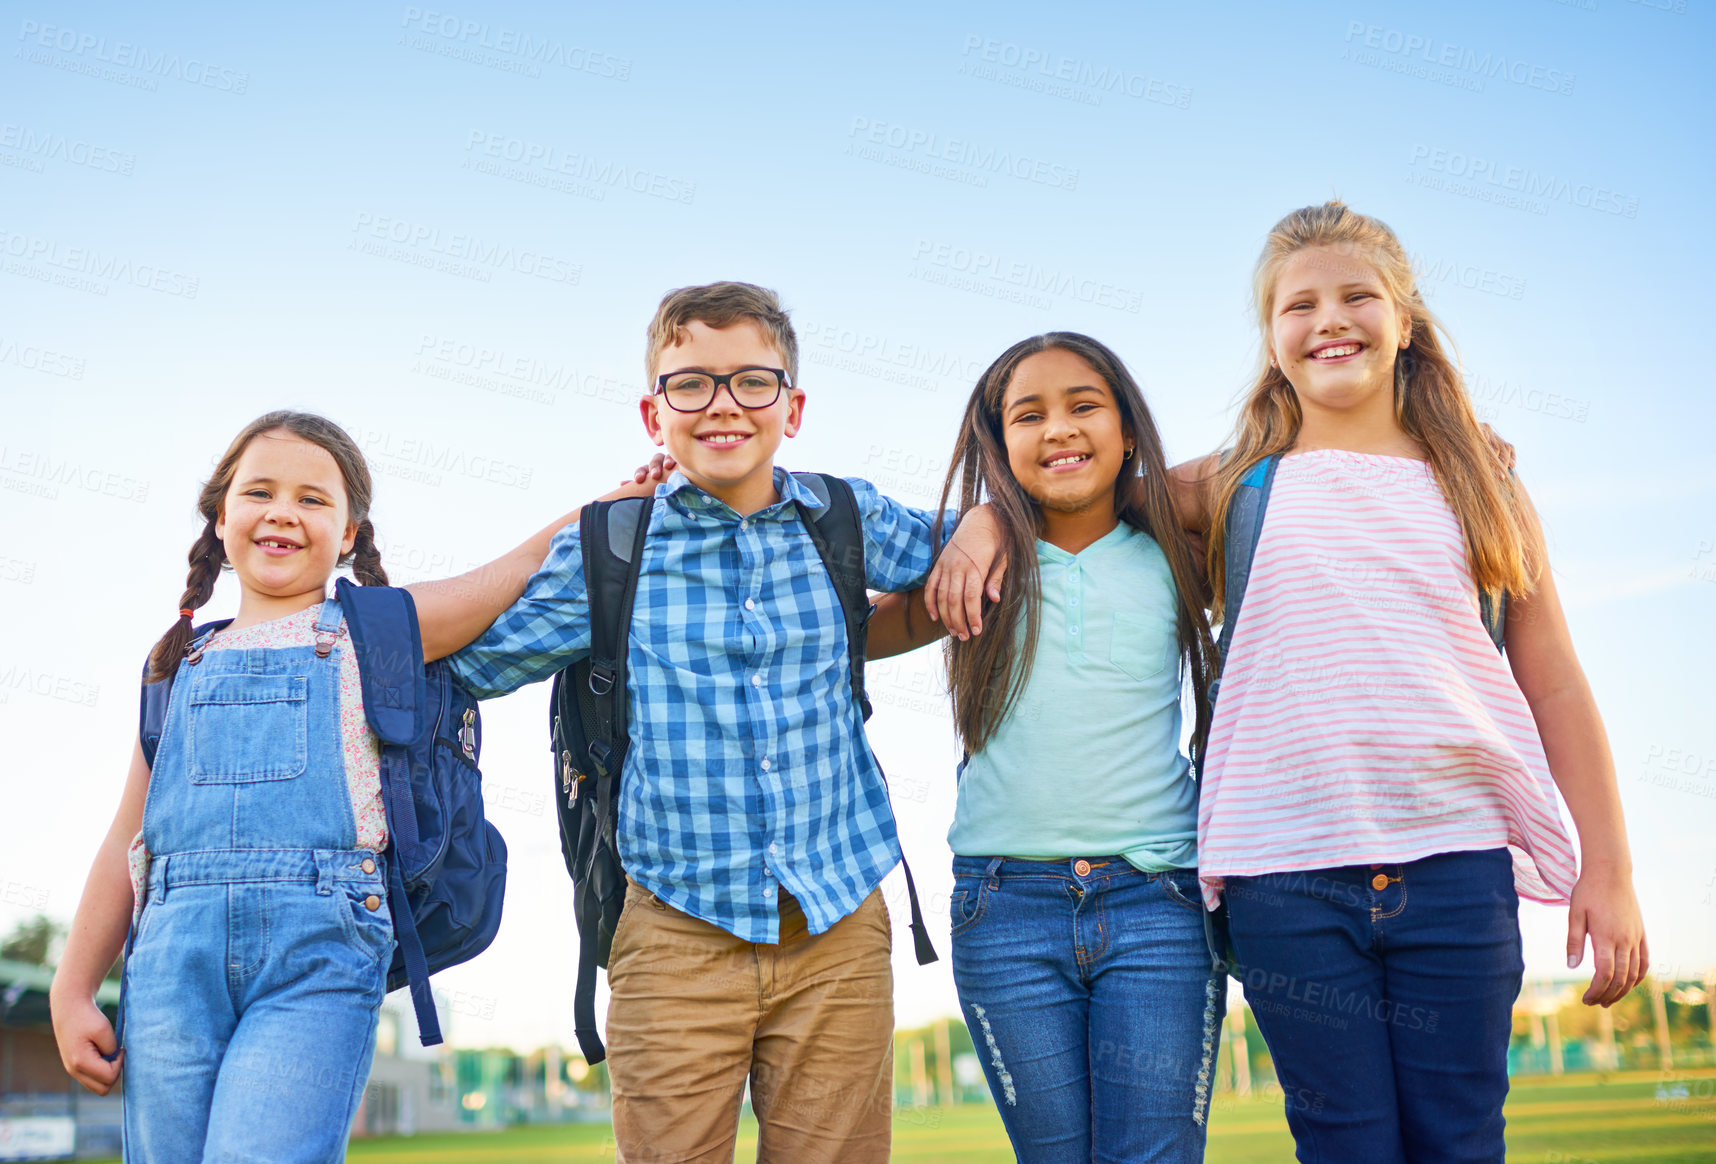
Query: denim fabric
949 856 1220 1164
1225 848 1524 1164
123 600 396 1163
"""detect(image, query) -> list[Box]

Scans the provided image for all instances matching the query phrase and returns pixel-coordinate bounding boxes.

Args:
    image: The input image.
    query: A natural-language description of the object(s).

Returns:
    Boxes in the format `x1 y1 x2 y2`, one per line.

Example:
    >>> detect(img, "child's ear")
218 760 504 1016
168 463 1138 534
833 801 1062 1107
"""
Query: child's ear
341 518 358 557
638 395 667 446
782 388 806 439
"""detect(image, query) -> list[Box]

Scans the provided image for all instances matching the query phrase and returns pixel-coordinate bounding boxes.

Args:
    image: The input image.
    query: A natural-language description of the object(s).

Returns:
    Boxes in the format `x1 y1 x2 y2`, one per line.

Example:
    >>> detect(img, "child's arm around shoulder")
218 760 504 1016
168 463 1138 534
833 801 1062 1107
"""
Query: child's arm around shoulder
1168 454 1220 533
408 468 668 665
407 507 582 663
1504 481 1647 1008
866 588 946 660
50 740 150 1095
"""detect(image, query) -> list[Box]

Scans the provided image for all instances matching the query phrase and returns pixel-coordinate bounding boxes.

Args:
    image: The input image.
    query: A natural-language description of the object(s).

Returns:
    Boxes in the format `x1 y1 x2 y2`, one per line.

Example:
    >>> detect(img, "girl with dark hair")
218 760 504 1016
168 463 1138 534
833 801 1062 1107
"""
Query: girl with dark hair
49 412 587 1162
931 204 1647 1163
869 333 1221 1163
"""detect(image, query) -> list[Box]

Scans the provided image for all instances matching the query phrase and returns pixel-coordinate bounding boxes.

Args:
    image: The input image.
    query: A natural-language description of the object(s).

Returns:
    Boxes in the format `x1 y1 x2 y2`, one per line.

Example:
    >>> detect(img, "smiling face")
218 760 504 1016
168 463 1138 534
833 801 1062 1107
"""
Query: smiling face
639 318 805 515
999 347 1131 522
1268 244 1411 417
215 430 356 606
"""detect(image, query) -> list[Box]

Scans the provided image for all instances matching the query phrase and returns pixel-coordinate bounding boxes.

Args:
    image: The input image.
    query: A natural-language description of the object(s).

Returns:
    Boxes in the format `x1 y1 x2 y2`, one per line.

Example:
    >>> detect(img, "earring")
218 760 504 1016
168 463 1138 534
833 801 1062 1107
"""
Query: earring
1123 445 1136 461
1269 356 1277 369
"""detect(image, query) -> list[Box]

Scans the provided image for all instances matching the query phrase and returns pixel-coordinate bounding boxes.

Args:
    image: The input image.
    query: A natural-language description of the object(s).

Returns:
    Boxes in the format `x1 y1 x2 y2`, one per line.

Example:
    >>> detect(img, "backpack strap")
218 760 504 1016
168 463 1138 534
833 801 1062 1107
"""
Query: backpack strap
330 579 444 1044
571 496 650 1064
791 472 938 968
790 472 871 722
333 578 428 746
138 622 231 768
1209 454 1279 711
1479 590 1506 653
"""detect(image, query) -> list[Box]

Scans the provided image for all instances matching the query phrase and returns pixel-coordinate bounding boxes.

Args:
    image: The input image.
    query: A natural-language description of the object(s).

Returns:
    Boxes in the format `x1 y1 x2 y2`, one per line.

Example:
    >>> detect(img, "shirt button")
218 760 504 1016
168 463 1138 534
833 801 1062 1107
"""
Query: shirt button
740 520 750 531
763 886 774 897
1371 874 1389 892
364 895 381 912
745 598 756 611
761 758 771 772
752 674 762 687
361 858 376 874
769 843 778 855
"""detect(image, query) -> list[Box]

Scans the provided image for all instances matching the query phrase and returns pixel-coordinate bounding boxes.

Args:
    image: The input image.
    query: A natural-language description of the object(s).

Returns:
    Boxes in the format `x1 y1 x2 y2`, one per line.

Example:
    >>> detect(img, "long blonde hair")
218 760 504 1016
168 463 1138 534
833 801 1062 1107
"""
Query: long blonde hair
1206 201 1538 623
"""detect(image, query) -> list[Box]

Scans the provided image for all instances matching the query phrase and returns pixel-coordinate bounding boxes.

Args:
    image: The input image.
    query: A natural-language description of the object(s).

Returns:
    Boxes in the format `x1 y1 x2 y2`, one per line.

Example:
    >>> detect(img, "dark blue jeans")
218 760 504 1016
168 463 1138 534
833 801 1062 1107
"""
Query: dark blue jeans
950 855 1221 1164
1225 848 1524 1164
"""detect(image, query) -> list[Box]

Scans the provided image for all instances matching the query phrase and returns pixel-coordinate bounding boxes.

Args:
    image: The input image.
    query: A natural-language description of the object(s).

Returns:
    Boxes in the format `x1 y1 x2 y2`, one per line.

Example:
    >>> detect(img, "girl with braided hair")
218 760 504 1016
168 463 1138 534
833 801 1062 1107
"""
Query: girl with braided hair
48 411 595 1161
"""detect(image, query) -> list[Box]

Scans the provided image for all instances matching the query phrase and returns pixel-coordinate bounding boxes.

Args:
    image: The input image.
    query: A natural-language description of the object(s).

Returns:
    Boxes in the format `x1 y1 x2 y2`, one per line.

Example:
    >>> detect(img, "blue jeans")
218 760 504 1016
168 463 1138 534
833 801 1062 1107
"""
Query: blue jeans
1225 848 1524 1164
950 856 1220 1164
121 850 394 1162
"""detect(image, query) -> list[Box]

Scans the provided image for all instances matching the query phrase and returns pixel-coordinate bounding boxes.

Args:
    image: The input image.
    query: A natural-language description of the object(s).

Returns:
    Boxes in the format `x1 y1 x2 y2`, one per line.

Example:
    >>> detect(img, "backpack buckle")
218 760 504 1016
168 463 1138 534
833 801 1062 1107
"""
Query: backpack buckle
587 740 615 779
587 665 615 698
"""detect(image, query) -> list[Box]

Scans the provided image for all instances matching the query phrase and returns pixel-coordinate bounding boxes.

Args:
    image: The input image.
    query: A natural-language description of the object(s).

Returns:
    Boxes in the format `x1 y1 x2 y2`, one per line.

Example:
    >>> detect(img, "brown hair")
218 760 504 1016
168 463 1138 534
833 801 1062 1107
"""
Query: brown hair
145 411 388 683
933 333 1218 759
1206 201 1538 624
644 281 798 386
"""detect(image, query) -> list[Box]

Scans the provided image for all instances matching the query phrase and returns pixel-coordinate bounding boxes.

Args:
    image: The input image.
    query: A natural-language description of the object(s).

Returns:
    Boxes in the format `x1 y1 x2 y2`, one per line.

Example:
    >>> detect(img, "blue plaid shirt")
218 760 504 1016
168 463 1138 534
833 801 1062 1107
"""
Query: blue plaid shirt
449 469 949 943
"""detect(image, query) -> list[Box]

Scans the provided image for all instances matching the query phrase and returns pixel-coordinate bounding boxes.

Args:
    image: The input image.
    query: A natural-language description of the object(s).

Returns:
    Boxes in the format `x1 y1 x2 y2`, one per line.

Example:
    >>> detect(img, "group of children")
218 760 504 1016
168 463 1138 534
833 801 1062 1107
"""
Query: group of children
49 200 1646 1164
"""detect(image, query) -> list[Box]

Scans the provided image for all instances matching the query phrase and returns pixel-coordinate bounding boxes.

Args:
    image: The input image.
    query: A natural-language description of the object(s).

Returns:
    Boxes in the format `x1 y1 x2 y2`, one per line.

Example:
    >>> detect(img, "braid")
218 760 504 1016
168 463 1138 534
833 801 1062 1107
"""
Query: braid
347 519 389 587
146 520 226 683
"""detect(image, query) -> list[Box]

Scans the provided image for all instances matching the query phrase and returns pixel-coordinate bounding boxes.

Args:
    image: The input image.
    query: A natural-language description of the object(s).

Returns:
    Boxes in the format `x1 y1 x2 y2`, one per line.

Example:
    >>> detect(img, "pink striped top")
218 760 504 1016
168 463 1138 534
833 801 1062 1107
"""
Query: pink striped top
1197 450 1578 909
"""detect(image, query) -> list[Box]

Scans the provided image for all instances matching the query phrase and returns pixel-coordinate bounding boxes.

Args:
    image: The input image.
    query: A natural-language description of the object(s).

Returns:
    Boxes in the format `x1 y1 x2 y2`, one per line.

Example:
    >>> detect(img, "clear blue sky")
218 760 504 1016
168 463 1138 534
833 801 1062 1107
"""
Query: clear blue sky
3 1 1712 1049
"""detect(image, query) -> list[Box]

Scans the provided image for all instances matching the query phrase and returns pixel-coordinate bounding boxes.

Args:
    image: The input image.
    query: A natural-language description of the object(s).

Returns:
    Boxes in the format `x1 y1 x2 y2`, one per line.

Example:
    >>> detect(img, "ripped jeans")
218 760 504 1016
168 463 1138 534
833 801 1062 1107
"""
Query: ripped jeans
949 856 1220 1164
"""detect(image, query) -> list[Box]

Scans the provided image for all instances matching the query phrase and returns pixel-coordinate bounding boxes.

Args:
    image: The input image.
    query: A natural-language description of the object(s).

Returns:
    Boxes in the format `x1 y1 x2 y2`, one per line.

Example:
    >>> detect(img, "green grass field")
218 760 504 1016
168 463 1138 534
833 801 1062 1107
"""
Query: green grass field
88 1068 1716 1161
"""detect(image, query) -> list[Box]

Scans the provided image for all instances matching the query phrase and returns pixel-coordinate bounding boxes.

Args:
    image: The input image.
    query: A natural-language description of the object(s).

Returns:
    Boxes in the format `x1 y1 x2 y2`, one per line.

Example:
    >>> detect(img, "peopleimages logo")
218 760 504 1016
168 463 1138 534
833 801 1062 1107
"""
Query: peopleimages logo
16 20 250 93
910 239 1144 314
1343 22 1576 95
1407 145 1639 219
846 117 1079 191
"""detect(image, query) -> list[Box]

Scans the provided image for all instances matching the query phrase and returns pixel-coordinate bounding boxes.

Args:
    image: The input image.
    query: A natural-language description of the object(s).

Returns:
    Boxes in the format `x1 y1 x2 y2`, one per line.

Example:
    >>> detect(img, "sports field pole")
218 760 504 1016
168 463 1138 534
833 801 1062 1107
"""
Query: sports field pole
1595 1003 1618 1071
1228 1007 1251 1096
1706 970 1716 1052
935 1019 954 1107
910 1037 929 1110
1649 977 1673 1071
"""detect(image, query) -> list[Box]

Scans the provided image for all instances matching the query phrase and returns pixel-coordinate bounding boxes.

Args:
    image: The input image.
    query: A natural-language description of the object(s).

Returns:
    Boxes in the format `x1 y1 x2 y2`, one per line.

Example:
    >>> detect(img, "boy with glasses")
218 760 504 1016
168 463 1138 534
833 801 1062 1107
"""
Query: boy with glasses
448 281 957 1163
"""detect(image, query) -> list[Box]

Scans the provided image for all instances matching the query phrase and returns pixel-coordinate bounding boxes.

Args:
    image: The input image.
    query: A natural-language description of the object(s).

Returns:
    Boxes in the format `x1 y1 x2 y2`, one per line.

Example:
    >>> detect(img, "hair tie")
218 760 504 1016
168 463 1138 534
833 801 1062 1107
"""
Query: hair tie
179 608 195 618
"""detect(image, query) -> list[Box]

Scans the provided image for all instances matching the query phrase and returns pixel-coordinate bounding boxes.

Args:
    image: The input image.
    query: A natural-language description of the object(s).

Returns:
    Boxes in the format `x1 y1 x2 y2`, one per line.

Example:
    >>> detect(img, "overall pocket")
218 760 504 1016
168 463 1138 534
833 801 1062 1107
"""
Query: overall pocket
331 882 396 965
187 674 308 783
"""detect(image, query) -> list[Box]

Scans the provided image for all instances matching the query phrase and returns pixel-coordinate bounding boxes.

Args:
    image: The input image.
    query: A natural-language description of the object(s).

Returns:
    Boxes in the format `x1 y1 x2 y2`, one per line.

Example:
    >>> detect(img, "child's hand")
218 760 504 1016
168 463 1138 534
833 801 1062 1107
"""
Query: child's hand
925 506 1006 641
1566 866 1648 1007
1479 423 1517 477
51 994 122 1094
626 454 677 486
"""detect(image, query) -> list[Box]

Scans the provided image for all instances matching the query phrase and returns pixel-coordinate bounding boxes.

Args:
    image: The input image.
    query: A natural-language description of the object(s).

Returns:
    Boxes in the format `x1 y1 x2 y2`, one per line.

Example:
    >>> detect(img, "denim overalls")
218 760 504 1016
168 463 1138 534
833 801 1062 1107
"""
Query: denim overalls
122 598 395 1163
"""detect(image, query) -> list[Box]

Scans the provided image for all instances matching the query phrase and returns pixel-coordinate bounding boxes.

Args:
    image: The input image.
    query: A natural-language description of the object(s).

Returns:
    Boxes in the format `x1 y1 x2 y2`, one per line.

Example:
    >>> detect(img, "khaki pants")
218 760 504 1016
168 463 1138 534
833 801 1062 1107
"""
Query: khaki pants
605 881 895 1164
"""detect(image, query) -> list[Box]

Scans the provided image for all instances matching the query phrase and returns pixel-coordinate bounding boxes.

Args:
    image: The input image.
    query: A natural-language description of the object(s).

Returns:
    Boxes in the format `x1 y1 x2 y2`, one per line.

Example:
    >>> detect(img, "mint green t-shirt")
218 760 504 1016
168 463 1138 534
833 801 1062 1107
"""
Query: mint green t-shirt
947 522 1196 871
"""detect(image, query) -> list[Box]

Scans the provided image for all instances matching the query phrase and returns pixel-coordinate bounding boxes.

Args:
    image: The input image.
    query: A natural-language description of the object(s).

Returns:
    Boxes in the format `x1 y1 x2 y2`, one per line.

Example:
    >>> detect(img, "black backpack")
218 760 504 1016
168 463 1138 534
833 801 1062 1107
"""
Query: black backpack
550 472 937 1064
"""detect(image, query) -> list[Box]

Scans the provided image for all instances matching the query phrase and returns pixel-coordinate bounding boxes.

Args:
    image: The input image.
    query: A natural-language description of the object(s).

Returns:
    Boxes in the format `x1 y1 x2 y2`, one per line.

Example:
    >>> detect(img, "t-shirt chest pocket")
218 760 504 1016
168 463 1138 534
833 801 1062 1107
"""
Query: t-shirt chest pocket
187 673 309 783
1108 612 1170 682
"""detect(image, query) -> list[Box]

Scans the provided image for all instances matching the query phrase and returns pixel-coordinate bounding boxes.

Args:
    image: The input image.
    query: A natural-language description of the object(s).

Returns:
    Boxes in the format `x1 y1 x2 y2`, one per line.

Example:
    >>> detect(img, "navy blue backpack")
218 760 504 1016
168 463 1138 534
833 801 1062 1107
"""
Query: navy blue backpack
139 577 507 1045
